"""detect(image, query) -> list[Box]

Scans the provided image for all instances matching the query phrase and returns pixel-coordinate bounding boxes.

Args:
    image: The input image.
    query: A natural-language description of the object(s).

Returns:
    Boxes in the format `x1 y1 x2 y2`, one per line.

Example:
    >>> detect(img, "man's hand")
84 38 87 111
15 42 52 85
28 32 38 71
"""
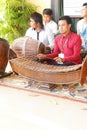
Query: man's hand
53 57 64 63
37 54 46 60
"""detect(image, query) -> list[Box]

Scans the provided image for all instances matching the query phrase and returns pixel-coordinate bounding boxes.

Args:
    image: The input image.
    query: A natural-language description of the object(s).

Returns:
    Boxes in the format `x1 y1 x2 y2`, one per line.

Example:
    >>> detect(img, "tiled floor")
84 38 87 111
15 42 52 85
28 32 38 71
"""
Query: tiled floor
0 85 87 130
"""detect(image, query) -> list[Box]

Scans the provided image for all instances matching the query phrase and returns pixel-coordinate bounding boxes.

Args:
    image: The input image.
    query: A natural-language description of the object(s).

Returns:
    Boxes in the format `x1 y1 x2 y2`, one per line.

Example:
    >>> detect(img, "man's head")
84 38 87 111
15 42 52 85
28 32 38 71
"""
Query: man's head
58 16 72 35
81 3 87 18
30 12 44 29
43 8 53 24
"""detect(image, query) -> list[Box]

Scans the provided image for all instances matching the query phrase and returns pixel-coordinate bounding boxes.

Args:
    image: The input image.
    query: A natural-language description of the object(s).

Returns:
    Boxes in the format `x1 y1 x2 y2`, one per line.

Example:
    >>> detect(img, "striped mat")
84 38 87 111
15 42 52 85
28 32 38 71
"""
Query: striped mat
0 73 87 104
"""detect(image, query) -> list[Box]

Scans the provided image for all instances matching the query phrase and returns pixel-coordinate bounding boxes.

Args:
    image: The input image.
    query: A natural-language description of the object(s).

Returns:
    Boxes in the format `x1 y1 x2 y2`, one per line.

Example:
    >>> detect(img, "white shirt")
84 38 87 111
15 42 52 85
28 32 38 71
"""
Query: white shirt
43 20 58 35
77 19 87 47
25 26 54 49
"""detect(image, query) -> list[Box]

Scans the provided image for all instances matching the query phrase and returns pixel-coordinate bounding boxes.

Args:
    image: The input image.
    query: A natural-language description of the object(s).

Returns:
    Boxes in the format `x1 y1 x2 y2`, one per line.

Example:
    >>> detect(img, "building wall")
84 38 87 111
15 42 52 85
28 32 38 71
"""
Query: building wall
26 0 51 14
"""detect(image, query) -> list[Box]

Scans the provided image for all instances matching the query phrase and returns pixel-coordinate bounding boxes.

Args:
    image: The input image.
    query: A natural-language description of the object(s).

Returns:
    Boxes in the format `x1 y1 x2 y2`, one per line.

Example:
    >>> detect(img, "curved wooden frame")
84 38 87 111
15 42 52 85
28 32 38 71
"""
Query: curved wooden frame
9 56 87 85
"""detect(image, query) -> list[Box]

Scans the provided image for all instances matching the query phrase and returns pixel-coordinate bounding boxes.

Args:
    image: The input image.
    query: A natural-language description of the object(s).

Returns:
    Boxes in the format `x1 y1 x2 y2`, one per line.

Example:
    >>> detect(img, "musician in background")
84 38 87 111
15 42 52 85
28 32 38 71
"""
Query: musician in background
25 12 54 53
37 16 82 66
43 8 58 36
77 2 87 51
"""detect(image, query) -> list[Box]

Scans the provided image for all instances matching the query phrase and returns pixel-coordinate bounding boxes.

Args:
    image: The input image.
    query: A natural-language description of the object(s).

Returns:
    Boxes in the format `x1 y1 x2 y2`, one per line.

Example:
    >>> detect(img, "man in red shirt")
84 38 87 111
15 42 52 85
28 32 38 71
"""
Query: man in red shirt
37 16 82 66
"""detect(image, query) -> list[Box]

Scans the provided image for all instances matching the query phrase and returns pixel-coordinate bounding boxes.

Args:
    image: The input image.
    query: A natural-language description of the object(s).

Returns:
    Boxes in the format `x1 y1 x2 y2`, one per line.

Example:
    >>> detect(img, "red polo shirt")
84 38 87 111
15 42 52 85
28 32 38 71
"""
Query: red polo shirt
46 32 82 64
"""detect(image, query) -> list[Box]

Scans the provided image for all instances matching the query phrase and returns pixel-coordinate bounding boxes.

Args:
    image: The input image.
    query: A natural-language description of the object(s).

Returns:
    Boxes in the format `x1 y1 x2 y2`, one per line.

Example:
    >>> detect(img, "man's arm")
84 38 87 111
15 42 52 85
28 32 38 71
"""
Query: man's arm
45 26 54 50
64 35 82 62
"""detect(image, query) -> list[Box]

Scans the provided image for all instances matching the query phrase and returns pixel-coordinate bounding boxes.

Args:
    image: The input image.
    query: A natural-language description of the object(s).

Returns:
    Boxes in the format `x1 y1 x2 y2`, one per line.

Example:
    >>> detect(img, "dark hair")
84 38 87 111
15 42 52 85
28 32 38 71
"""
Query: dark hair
43 8 53 15
59 15 72 25
30 12 44 28
83 2 87 6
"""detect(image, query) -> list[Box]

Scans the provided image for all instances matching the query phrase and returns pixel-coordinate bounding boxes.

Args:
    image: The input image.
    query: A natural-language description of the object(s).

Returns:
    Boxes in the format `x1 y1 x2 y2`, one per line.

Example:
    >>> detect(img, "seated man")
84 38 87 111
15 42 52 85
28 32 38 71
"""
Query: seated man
25 12 54 53
37 16 82 66
77 2 87 51
43 8 58 35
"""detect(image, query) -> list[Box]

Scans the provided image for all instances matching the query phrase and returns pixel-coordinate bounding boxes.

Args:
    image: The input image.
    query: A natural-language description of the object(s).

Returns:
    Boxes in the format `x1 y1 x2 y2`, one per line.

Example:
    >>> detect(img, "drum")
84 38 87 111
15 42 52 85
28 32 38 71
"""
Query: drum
12 36 45 58
9 48 17 60
0 38 9 74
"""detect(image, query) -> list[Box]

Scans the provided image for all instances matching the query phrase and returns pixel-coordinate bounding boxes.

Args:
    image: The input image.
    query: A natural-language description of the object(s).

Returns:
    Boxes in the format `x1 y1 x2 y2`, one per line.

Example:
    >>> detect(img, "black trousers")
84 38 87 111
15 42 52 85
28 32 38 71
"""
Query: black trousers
38 59 75 66
53 62 75 66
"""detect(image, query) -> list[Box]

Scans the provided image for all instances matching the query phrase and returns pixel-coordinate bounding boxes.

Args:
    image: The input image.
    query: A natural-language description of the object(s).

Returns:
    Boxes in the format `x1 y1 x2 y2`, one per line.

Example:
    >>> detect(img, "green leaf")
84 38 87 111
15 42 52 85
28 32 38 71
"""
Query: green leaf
0 0 37 44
